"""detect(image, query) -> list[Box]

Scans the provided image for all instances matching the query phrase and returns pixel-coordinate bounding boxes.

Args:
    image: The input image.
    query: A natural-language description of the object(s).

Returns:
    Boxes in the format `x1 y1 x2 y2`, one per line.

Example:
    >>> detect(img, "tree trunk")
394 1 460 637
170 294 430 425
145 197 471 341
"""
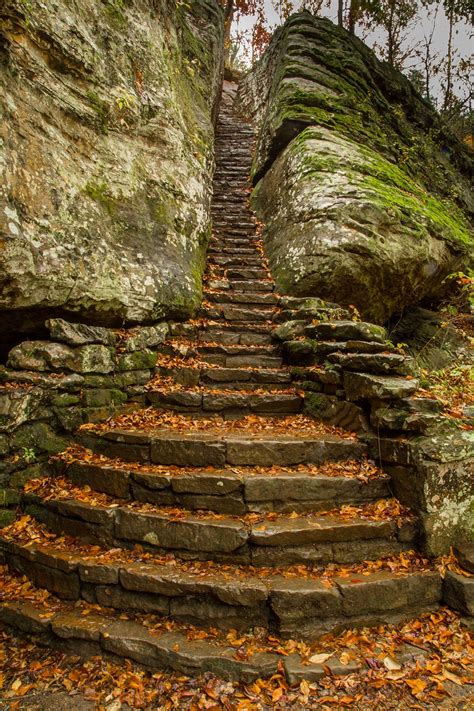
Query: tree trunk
444 3 454 110
387 2 396 66
338 0 344 26
223 0 234 60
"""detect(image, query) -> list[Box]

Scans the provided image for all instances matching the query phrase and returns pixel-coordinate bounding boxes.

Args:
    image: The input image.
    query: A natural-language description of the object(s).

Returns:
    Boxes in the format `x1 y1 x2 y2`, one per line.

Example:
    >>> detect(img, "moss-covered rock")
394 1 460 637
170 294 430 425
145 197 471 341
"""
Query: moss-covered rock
238 13 472 322
0 0 224 336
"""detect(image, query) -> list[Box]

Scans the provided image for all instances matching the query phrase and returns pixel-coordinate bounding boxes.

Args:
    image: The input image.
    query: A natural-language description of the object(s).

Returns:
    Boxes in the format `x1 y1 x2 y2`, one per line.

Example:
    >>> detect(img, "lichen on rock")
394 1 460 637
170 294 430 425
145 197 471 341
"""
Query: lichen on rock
0 0 224 336
237 12 473 323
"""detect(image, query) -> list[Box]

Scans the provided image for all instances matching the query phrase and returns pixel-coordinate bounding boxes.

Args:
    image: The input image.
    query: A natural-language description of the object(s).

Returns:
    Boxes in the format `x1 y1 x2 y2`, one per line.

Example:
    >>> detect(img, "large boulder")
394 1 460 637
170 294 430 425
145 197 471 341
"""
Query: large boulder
237 13 473 323
0 0 224 336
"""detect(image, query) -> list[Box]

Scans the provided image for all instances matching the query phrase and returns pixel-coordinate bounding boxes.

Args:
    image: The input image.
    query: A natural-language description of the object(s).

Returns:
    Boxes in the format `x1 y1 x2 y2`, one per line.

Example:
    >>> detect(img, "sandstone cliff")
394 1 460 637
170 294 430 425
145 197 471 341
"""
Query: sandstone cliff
238 12 473 323
0 0 223 339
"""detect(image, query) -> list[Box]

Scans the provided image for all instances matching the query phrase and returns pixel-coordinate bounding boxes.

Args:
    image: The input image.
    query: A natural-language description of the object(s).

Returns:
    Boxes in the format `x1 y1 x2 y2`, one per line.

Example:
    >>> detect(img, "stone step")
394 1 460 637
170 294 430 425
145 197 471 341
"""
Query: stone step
212 223 256 231
57 454 391 514
22 494 413 566
0 598 279 682
208 245 258 255
210 237 255 246
205 290 278 305
201 303 277 320
158 364 291 385
196 329 273 345
228 279 275 292
2 539 441 643
199 353 283 368
202 381 292 393
0 591 433 682
226 268 270 280
208 255 263 267
77 426 366 468
197 321 275 336
195 342 279 355
146 389 303 415
213 227 256 239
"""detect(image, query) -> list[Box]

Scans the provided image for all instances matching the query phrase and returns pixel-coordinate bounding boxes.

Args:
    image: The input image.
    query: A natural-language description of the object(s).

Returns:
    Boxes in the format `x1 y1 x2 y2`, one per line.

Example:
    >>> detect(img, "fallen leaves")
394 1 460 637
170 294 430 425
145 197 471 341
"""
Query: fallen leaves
0 582 472 711
53 444 385 482
80 409 358 439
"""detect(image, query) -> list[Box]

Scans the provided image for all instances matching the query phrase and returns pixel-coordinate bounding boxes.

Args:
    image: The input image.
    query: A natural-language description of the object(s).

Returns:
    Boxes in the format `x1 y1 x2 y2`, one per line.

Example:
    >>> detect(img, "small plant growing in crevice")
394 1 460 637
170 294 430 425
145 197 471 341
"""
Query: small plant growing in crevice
21 447 36 464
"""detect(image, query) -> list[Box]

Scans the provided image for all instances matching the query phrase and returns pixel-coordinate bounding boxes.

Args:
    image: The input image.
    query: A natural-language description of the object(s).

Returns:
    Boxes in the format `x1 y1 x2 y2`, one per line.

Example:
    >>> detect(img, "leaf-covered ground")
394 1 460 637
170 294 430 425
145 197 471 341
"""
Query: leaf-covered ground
0 605 472 709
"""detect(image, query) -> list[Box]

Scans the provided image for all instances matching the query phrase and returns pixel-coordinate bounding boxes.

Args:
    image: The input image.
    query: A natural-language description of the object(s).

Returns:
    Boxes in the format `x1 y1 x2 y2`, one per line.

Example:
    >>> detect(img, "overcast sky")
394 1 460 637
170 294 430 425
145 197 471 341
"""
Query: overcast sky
233 1 473 104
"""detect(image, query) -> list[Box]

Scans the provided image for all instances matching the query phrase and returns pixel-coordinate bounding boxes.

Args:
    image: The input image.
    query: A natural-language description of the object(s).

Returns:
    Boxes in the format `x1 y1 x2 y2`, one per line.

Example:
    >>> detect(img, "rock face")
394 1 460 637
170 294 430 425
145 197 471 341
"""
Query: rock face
237 13 473 323
0 0 224 336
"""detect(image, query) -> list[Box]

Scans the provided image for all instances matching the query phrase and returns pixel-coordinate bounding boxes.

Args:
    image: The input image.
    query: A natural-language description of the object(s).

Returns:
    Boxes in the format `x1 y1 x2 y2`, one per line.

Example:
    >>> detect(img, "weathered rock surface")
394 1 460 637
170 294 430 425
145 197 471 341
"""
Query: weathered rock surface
238 12 472 322
0 0 224 336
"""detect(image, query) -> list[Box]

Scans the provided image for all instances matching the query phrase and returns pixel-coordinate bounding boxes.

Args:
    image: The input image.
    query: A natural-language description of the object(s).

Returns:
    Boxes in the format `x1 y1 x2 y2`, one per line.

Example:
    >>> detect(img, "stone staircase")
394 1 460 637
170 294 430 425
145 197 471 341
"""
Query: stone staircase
0 81 444 681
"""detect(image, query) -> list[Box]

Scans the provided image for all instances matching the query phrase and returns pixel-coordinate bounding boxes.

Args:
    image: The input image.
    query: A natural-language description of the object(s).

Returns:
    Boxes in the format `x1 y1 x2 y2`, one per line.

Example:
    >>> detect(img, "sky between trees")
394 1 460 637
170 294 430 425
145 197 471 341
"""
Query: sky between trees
229 1 473 116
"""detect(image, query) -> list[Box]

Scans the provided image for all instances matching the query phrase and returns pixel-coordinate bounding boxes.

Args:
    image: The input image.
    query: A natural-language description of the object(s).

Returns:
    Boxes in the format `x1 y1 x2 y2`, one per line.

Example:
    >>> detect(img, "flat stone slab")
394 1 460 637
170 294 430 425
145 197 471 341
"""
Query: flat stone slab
244 474 390 504
443 571 474 616
250 517 394 547
328 352 411 375
62 459 389 514
335 571 442 615
114 508 248 553
456 543 474 574
308 321 387 343
344 372 419 401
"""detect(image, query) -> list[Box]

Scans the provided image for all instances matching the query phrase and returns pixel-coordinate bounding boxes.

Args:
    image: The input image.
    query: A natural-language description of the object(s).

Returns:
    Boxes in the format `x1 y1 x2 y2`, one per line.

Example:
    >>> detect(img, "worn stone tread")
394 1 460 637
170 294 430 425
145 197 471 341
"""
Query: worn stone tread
77 427 366 467
1 538 442 641
22 492 413 565
62 457 391 513
146 390 303 414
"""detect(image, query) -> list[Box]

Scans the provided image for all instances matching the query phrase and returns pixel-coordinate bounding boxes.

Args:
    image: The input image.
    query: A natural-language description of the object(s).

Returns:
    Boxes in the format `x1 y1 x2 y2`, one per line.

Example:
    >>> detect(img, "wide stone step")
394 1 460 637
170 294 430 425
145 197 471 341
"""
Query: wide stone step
205 290 279 305
57 454 391 514
228 279 275 292
77 426 366 468
202 381 292 393
2 539 441 643
158 364 291 386
0 589 434 682
200 353 283 368
208 245 258 255
200 304 277 322
208 255 263 267
226 268 270 280
212 224 256 233
209 237 255 247
146 389 303 415
195 342 280 356
22 494 413 566
196 328 273 345
0 599 279 682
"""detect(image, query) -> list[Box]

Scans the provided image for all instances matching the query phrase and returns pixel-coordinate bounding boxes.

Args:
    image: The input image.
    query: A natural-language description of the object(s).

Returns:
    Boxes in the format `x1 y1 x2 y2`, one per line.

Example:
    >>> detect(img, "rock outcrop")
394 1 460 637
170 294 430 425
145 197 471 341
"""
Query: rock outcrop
0 0 223 337
237 12 473 323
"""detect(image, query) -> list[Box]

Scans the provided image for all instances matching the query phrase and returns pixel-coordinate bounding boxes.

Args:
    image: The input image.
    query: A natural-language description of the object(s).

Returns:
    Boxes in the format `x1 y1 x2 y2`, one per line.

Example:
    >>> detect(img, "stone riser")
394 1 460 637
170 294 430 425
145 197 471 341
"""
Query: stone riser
157 365 291 386
58 459 391 515
3 541 441 642
145 391 303 416
196 329 273 345
77 430 366 467
205 291 279 305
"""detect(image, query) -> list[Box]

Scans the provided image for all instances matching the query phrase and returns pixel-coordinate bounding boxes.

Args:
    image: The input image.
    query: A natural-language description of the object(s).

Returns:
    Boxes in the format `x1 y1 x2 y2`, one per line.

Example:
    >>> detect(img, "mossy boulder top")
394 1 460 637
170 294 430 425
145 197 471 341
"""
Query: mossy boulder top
238 12 473 323
0 0 224 337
